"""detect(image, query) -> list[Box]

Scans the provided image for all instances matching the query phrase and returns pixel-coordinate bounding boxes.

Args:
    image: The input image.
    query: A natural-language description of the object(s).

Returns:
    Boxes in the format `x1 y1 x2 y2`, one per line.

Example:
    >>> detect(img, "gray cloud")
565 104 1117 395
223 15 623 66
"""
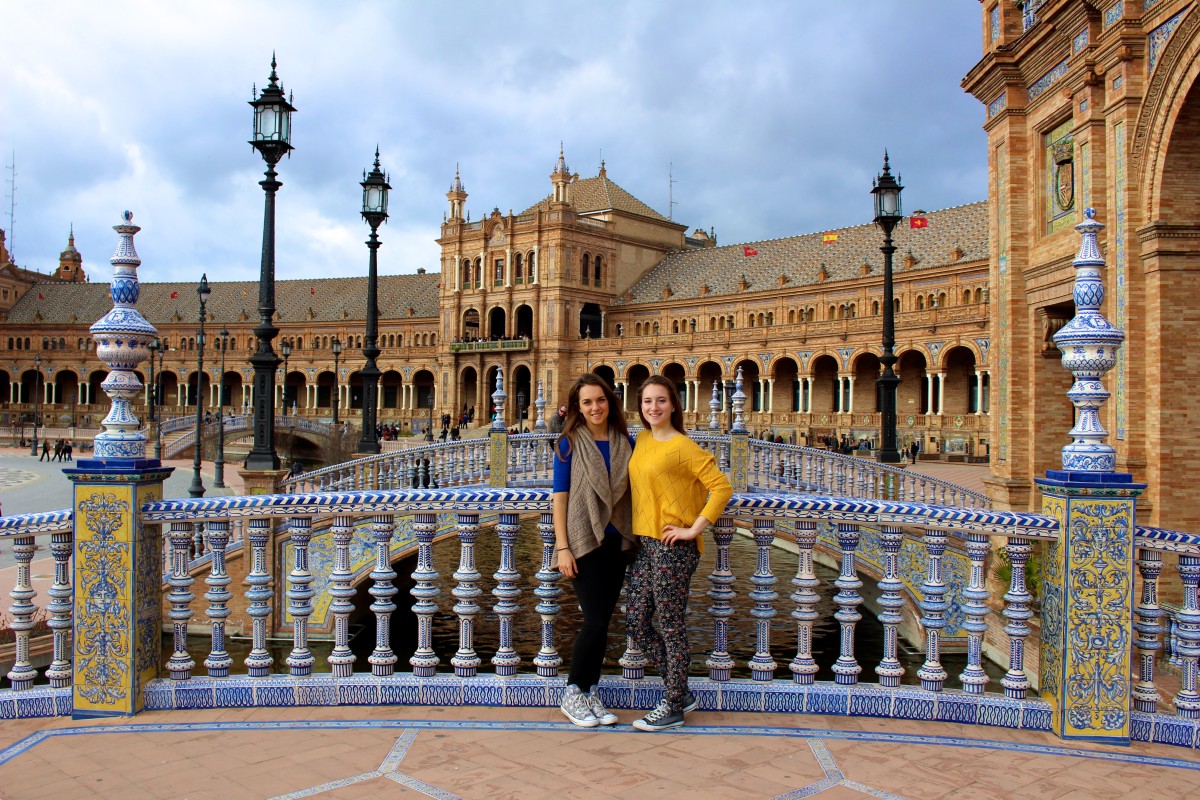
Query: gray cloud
2 0 986 287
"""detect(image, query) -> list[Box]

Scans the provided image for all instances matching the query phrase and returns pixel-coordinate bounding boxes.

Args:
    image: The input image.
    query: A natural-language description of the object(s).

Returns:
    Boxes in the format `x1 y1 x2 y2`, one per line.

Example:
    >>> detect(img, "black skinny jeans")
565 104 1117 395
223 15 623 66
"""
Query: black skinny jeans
568 531 626 689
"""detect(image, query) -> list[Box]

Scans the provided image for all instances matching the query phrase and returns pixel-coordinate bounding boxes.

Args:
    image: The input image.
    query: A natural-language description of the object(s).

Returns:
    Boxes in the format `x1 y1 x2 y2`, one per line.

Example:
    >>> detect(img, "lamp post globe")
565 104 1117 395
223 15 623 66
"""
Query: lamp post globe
871 152 904 464
331 337 342 426
30 354 42 456
245 54 296 472
357 148 390 454
280 339 292 417
214 328 229 488
189 274 212 498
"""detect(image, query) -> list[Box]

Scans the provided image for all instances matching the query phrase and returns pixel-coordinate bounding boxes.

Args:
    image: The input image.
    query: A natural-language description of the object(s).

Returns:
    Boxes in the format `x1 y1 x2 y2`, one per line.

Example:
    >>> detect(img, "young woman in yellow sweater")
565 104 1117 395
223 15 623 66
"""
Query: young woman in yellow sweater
627 375 733 731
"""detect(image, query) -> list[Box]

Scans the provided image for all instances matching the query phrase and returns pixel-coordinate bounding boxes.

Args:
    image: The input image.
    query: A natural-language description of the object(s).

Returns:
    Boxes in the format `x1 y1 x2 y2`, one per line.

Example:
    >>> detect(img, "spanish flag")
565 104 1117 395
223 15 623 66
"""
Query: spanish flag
743 246 758 257
910 216 929 229
822 232 839 244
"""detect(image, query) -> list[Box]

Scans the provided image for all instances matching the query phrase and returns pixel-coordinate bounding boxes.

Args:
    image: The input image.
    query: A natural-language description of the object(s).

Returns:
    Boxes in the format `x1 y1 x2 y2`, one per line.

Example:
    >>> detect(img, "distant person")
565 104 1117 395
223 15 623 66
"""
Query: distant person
39 439 50 461
548 404 568 434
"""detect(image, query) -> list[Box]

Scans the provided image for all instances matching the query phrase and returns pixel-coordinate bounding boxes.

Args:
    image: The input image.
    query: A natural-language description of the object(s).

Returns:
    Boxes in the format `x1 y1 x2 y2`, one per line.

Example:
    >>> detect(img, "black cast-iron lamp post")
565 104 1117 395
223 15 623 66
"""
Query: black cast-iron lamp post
357 148 390 454
331 337 342 426
871 152 903 464
246 55 296 472
148 337 166 459
189 274 212 497
280 339 291 416
30 355 42 456
214 328 229 488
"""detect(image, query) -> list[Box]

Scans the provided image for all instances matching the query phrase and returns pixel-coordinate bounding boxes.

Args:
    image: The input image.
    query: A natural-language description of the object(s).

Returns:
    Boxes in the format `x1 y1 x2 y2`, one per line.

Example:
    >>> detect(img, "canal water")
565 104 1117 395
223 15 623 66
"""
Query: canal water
162 519 1007 690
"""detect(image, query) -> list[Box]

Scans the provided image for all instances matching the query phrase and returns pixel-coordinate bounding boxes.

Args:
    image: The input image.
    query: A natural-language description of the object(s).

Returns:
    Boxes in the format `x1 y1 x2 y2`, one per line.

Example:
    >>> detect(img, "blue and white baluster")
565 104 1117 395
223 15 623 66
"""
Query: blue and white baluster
832 522 863 685
916 528 949 692
368 514 399 676
45 530 74 688
5 536 37 689
1175 555 1200 719
491 513 522 676
328 515 357 677
244 518 274 676
167 521 196 680
789 520 820 684
409 513 440 676
1132 548 1163 713
958 532 991 695
1001 536 1033 699
748 517 778 681
451 512 482 677
203 520 233 678
705 517 737 681
534 380 547 430
285 516 315 677
708 380 721 430
874 525 906 688
534 511 564 677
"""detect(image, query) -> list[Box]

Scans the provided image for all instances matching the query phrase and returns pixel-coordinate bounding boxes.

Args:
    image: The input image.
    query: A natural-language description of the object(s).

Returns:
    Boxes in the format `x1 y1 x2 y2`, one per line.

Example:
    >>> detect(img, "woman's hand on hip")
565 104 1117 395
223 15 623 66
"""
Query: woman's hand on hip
661 524 699 546
557 549 579 578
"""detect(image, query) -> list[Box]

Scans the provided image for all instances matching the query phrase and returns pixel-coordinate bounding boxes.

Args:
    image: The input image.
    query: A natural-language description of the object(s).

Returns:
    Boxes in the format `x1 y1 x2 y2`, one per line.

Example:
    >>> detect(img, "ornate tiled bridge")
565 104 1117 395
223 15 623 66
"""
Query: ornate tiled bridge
1 209 1198 763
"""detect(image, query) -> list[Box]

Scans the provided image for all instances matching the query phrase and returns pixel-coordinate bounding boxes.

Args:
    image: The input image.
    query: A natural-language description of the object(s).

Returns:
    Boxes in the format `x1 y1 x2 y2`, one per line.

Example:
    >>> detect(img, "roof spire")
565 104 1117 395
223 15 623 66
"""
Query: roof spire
553 142 569 176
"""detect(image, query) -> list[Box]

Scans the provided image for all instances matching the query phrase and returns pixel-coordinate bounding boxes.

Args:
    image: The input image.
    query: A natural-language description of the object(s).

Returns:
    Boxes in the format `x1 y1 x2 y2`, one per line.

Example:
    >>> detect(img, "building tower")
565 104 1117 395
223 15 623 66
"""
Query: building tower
446 165 467 222
55 226 86 283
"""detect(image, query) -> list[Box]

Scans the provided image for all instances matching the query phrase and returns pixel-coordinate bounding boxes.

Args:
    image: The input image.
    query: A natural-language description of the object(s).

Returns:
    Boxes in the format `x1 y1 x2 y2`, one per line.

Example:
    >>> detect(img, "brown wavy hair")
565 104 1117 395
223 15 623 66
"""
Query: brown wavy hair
637 375 686 435
556 372 629 459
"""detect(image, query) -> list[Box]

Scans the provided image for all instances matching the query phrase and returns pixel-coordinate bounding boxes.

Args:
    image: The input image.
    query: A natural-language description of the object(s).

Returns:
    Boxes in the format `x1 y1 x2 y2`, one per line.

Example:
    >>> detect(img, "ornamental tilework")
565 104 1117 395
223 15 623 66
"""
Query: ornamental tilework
996 145 1009 461
1104 2 1122 28
1148 12 1184 73
988 93 1008 119
1114 123 1128 439
1045 120 1076 234
1040 495 1066 716
1028 59 1069 101
73 488 135 714
1073 29 1089 53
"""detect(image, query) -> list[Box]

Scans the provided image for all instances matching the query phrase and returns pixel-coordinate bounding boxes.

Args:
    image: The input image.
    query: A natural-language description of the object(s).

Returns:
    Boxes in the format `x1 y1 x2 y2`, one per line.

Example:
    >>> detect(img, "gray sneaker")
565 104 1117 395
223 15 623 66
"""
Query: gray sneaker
632 699 684 732
560 684 600 728
587 686 619 726
682 691 699 713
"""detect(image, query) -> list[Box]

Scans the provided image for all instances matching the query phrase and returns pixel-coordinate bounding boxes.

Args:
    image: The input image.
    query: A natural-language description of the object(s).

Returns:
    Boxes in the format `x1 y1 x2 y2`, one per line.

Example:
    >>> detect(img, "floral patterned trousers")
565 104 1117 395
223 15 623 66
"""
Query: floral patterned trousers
626 536 700 713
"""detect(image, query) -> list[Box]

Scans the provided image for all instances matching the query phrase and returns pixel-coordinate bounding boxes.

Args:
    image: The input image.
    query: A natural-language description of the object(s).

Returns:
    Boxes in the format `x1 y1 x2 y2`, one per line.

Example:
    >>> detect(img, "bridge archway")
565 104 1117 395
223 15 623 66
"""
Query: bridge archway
852 352 881 413
772 356 800 413
810 355 839 414
896 349 928 415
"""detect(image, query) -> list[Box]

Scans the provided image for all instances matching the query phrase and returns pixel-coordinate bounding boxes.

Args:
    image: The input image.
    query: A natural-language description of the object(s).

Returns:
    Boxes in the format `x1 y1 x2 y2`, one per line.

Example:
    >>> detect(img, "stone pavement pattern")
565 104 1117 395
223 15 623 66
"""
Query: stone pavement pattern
0 707 1197 799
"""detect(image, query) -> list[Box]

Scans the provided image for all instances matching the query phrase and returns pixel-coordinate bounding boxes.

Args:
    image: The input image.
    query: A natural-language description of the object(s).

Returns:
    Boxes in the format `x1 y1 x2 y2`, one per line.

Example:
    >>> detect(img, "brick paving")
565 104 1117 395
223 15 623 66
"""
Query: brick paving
0 706 1197 799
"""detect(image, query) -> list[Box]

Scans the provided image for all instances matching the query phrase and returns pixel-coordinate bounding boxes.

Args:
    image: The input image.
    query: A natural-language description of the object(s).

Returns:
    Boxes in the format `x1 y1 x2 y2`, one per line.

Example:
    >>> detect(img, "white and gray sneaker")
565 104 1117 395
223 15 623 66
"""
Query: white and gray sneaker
560 684 600 728
632 699 684 732
587 686 619 726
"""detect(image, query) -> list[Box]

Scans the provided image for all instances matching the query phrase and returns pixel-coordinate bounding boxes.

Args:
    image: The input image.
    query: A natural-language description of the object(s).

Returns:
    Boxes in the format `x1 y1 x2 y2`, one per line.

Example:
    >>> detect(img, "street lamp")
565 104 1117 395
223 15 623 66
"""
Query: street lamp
872 152 904 463
280 339 291 416
214 328 229 488
30 355 42 456
246 54 296 472
331 337 342 425
357 148 390 454
189 274 212 498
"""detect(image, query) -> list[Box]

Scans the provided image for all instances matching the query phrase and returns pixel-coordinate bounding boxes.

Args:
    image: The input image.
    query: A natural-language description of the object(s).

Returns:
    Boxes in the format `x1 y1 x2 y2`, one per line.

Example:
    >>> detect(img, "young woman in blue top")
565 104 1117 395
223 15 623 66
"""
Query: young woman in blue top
552 373 636 727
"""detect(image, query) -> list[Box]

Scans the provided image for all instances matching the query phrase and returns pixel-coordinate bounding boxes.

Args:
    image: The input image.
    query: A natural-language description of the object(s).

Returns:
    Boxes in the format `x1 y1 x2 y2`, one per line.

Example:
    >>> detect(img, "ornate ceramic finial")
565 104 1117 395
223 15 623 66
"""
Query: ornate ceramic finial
1053 207 1124 472
709 380 721 430
491 369 508 431
450 163 465 193
534 380 547 430
89 211 159 461
553 142 569 176
732 366 747 433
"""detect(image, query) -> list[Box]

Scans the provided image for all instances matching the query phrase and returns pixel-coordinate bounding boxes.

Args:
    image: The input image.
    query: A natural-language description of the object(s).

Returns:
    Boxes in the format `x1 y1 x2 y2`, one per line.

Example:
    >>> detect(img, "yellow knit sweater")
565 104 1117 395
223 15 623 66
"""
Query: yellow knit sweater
628 431 734 554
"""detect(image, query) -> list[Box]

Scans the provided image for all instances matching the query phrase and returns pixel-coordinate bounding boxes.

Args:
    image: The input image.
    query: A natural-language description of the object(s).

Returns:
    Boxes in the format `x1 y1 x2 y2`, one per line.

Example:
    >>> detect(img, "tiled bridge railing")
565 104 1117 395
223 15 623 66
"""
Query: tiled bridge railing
2 490 1199 750
162 414 343 460
282 432 991 509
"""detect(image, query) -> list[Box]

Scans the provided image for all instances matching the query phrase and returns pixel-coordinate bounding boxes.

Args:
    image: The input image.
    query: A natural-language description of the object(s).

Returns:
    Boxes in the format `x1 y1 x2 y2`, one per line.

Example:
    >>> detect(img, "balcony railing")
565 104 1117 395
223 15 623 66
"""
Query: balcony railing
448 338 531 353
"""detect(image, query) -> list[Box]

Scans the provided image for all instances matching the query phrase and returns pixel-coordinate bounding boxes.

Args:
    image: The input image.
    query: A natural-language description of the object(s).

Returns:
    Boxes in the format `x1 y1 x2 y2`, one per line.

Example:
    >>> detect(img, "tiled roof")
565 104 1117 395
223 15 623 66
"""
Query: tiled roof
5 273 442 326
520 175 671 222
614 201 989 306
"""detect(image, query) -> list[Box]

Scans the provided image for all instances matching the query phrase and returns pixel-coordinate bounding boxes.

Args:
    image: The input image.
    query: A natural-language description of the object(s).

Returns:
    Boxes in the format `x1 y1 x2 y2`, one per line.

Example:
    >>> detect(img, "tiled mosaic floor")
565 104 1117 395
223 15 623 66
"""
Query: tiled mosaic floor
0 707 1197 799
0 466 40 493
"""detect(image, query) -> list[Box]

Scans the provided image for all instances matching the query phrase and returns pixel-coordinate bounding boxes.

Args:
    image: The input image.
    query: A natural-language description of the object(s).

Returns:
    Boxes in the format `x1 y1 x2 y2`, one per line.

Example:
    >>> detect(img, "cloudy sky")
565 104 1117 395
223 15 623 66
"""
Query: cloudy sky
3 1 987 286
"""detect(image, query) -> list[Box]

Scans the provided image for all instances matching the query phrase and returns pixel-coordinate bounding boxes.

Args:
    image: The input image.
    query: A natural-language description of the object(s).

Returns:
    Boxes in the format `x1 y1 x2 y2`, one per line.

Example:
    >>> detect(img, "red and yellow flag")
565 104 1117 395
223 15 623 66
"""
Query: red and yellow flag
910 217 929 229
822 232 839 244
743 246 758 257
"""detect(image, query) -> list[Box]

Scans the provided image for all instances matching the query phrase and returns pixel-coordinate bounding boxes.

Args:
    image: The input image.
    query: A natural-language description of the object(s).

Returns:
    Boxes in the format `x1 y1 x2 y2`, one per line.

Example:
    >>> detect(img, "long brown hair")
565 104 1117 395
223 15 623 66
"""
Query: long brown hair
637 375 686 435
556 372 629 459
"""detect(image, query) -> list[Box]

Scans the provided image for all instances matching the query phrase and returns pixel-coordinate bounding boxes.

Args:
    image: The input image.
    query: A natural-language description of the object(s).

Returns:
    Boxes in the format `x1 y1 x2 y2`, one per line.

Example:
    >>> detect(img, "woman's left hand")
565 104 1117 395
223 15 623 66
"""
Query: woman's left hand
661 524 698 546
